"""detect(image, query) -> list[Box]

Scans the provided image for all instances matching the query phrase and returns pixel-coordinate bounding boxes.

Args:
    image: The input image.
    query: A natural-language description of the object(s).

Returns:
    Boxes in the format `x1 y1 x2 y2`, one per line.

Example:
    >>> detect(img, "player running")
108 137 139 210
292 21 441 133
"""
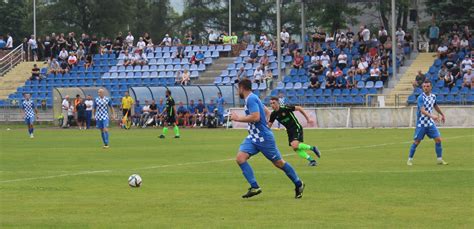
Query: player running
159 90 180 139
21 93 38 138
268 97 321 166
230 79 305 199
407 80 448 166
93 89 115 149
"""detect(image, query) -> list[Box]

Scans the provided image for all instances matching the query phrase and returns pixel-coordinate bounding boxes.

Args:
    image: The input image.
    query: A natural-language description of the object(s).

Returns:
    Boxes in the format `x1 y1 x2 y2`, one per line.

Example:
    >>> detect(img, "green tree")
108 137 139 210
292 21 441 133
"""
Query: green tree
425 0 474 32
0 0 30 44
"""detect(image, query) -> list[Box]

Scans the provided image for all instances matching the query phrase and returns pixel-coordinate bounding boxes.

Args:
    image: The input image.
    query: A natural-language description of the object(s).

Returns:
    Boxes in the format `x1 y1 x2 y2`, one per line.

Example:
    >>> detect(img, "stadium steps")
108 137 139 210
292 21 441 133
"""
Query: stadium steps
385 53 436 106
195 57 236 85
0 61 46 99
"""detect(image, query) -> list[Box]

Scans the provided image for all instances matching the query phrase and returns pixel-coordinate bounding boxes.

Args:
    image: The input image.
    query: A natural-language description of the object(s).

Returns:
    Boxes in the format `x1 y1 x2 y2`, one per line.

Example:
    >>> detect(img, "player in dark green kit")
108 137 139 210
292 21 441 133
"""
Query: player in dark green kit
268 97 321 166
159 90 180 139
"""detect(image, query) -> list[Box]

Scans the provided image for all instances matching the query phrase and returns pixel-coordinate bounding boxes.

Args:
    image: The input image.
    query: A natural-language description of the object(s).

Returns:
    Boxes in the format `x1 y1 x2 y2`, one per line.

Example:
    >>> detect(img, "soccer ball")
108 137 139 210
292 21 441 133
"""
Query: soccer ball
128 174 142 187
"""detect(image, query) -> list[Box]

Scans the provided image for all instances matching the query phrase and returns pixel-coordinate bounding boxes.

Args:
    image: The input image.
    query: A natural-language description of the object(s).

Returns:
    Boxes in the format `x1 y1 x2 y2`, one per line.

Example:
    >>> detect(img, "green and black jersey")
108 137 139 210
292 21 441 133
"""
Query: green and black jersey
165 96 175 117
269 105 302 132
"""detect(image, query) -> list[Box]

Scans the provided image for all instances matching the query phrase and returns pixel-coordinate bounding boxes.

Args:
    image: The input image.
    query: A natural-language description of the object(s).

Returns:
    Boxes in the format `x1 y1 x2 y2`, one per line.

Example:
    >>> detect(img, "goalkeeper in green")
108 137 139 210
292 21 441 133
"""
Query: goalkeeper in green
268 97 321 166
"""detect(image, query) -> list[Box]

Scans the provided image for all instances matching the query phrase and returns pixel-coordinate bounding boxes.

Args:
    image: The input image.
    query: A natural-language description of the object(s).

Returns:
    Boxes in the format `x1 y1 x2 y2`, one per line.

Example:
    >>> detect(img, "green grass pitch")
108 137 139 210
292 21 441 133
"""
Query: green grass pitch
0 127 473 228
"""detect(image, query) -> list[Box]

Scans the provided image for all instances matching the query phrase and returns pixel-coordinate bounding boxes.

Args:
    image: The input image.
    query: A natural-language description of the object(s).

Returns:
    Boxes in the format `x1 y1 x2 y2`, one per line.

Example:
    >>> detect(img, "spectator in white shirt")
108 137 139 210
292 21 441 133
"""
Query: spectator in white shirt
140 100 151 127
461 56 472 72
357 57 369 74
132 49 147 66
125 31 134 47
320 51 331 68
369 64 381 82
395 27 405 43
253 66 264 85
337 51 348 69
61 95 70 128
6 33 13 49
180 69 191 86
58 48 69 61
28 35 38 61
84 95 94 129
208 30 219 44
123 50 132 66
159 34 172 46
281 28 290 45
136 37 146 50
437 44 448 58
361 25 371 43
462 69 473 88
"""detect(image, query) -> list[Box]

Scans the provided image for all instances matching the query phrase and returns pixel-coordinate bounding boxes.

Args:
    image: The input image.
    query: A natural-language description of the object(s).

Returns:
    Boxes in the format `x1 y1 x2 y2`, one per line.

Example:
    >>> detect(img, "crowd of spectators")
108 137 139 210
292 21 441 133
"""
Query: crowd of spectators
60 94 93 129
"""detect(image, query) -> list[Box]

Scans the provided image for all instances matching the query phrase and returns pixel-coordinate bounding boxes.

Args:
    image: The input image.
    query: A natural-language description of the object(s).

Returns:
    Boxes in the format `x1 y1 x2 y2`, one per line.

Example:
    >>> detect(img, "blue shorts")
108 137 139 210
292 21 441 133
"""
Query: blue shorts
414 125 440 141
24 116 35 125
96 119 109 129
239 137 282 162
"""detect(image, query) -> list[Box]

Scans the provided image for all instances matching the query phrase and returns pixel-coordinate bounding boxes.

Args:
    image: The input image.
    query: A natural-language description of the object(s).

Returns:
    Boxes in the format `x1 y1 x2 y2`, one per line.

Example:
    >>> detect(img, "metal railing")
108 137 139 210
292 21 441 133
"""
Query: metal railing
0 44 24 77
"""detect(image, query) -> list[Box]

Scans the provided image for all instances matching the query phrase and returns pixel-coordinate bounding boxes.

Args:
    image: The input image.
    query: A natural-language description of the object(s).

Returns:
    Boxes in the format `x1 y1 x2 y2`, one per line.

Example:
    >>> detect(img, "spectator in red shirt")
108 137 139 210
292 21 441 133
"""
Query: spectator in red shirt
293 52 304 69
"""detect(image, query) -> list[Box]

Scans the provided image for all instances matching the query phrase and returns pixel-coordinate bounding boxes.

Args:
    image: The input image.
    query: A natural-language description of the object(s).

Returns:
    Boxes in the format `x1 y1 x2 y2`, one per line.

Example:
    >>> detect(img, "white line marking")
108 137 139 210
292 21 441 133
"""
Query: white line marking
0 134 471 183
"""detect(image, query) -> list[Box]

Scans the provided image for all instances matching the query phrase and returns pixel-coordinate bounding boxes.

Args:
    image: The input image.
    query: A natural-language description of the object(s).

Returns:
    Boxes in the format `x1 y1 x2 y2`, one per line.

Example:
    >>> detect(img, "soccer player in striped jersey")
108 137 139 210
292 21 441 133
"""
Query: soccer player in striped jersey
93 89 115 148
21 93 38 138
407 80 448 166
268 97 321 166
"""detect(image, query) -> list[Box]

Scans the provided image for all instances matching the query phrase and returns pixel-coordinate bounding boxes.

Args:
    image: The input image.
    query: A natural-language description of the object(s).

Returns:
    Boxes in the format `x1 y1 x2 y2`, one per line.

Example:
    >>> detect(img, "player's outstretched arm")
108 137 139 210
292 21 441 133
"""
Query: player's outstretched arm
434 104 446 123
231 111 260 123
295 106 314 124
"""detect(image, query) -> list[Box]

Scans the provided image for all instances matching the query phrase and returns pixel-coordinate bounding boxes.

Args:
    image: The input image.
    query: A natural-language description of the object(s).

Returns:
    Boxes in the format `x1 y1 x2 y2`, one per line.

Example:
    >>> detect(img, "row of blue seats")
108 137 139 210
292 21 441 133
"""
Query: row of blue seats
262 95 366 105
227 62 285 71
119 51 220 60
413 86 474 96
282 73 382 85
104 71 200 79
275 80 384 90
234 55 293 65
153 45 231 53
270 88 378 97
111 63 207 72
408 94 474 104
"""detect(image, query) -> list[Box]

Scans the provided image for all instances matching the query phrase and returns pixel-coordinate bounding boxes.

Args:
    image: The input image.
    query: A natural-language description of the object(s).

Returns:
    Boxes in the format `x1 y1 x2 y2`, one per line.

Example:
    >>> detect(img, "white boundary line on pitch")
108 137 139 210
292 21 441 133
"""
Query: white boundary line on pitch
0 134 472 184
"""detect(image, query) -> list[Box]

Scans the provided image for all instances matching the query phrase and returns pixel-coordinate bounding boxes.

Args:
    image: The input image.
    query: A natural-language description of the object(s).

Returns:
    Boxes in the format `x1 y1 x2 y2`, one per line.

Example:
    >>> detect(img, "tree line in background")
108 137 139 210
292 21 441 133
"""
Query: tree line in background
1 0 472 46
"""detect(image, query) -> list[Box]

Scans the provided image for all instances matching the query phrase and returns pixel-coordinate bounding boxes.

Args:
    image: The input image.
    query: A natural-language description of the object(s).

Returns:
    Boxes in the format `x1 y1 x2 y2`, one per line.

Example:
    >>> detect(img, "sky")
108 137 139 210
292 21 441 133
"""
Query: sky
171 0 185 15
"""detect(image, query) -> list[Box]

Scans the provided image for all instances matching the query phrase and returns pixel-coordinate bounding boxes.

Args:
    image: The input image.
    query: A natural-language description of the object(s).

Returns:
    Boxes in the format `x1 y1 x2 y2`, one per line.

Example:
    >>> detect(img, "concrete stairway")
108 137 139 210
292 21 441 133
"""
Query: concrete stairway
194 57 236 85
384 53 435 106
0 61 46 99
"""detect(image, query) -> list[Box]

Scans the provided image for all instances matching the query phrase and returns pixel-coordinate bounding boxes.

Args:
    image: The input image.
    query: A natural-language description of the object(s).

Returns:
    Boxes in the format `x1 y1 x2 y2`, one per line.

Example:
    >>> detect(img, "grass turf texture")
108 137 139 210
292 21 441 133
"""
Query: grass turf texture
0 127 473 228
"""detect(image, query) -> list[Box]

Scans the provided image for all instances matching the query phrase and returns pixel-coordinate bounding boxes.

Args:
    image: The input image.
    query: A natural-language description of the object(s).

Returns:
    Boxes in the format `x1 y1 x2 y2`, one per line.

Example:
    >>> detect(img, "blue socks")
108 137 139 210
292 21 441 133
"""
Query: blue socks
239 162 259 188
435 142 442 158
409 143 418 159
281 163 302 188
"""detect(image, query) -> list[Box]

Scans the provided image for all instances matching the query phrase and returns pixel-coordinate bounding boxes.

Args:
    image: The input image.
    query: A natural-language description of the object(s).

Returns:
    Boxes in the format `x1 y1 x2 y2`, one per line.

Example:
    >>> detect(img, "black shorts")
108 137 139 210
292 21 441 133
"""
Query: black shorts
77 115 86 122
429 38 438 45
122 109 131 117
166 115 176 124
287 128 304 146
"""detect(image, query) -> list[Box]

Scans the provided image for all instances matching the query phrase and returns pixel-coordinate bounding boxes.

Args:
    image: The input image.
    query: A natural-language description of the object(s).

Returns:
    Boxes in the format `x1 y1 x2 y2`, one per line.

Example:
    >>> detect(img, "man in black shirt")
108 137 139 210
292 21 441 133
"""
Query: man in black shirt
159 90 180 139
76 98 87 130
268 97 321 166
30 64 41 80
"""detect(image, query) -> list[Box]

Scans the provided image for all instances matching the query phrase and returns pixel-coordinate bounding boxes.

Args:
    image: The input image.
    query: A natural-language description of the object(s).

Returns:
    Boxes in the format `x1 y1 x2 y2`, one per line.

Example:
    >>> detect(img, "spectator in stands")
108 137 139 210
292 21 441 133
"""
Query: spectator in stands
380 64 389 83
288 40 299 55
175 71 182 85
281 28 290 46
47 57 60 74
259 32 268 45
143 32 152 45
253 66 264 85
136 37 146 50
174 43 185 60
5 33 13 49
325 72 336 89
395 27 405 44
293 52 304 69
242 31 251 45
30 64 41 81
259 54 269 68
263 68 273 89
337 50 348 69
140 100 150 127
59 60 69 73
185 31 195 45
438 65 448 80
125 31 134 48
36 37 45 61
90 34 99 55
335 71 347 89
443 56 456 70
461 55 472 73
428 22 440 52
309 60 323 76
222 32 231 44
173 36 181 46
58 48 69 61
159 34 172 46
450 34 461 52
451 64 462 80
346 70 356 88
247 48 258 63
84 55 93 70
43 36 53 59
308 73 320 89
145 39 154 53
320 51 331 68
76 45 85 61
28 35 38 61
412 70 426 88
177 102 188 126
208 30 219 44
112 39 122 58
443 71 455 89
76 98 86 130
368 64 380 82
235 66 246 83
437 43 448 59
231 32 238 44
460 35 469 52
67 52 77 68
195 51 205 64
378 26 388 45
356 57 369 74
132 49 147 66
463 69 473 88
180 69 191 86
123 50 132 66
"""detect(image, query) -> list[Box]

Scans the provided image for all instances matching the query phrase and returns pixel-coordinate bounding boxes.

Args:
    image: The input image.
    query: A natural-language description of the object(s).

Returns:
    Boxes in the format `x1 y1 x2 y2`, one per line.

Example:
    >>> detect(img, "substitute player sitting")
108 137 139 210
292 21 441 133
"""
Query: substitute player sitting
407 80 448 166
268 97 321 166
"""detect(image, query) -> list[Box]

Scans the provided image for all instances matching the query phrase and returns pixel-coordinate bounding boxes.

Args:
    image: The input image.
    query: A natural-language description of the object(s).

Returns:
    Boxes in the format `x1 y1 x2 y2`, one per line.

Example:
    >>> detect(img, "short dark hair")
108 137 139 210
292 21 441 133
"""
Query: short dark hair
166 89 171 95
238 78 252 91
423 80 432 85
270 97 279 102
